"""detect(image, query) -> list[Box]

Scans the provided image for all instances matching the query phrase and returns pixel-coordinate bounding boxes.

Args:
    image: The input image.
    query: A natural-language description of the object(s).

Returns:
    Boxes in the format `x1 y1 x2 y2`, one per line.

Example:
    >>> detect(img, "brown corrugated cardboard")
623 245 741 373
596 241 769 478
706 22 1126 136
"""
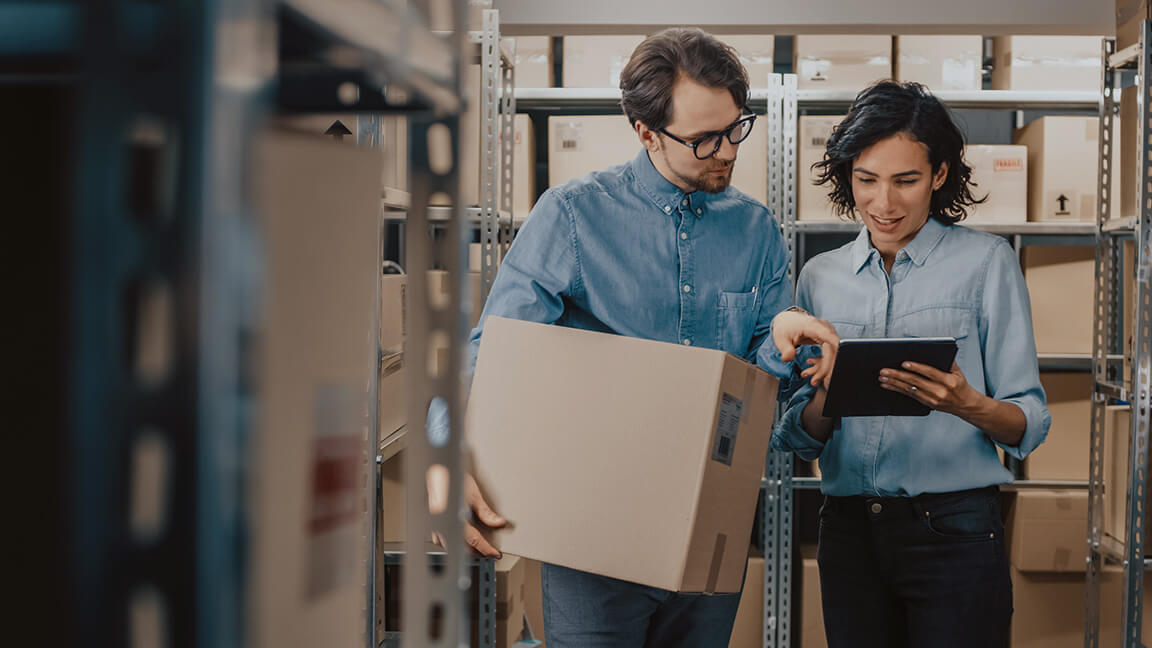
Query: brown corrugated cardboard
801 544 827 648
728 554 765 648
1010 566 1152 647
562 35 646 87
1013 116 1100 223
251 130 381 648
547 114 769 205
1005 490 1088 572
724 35 777 88
794 35 892 91
1117 0 1151 50
1120 86 1141 223
1023 246 1095 354
468 317 779 592
991 36 1105 91
797 115 845 222
522 558 546 646
895 36 983 91
963 145 1027 224
1022 372 1092 480
514 36 554 89
496 556 526 647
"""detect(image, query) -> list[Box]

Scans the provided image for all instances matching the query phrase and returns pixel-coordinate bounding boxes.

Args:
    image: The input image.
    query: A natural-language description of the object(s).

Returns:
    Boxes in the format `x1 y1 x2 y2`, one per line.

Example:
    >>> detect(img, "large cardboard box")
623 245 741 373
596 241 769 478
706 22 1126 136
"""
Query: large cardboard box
251 131 381 648
1117 0 1152 50
1014 116 1100 223
895 35 983 91
728 554 765 648
1005 490 1088 572
1010 566 1152 647
1120 85 1141 224
1022 372 1093 480
496 556 526 648
1023 246 1095 354
547 114 769 205
794 35 892 91
468 317 779 592
514 36 554 89
801 544 827 648
991 36 1104 91
724 35 777 88
962 145 1028 224
561 35 775 88
797 115 845 222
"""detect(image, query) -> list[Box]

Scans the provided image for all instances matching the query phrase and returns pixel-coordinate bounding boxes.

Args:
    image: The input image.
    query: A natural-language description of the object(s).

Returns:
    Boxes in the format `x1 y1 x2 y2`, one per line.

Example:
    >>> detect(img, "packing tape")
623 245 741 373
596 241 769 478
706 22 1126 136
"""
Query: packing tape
705 533 728 595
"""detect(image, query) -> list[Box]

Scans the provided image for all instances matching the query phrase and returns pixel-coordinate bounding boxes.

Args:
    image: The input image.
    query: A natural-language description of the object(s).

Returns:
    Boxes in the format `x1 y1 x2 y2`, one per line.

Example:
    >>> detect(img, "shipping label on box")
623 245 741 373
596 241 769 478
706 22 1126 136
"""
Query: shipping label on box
795 35 892 91
468 317 778 593
963 145 1027 224
895 35 983 91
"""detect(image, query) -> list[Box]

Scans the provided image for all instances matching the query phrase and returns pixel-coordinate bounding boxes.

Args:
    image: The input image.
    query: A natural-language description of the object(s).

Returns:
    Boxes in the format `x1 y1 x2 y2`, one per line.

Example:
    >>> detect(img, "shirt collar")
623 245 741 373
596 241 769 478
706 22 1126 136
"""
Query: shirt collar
629 148 719 218
850 217 950 274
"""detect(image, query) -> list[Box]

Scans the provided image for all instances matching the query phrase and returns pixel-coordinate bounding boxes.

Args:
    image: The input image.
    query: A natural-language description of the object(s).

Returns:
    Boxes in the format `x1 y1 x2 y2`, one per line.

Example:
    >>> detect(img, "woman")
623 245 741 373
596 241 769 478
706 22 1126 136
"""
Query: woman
772 81 1050 648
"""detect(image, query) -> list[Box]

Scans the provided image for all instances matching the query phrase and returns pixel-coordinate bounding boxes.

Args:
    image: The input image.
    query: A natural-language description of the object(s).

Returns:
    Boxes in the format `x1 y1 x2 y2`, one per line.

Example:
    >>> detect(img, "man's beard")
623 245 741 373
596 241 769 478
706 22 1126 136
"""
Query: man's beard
667 153 734 194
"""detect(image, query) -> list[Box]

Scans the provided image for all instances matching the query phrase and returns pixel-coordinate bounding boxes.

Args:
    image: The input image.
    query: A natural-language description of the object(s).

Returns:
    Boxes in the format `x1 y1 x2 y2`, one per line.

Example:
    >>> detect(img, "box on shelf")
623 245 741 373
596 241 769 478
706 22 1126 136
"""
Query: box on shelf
514 36 554 88
547 114 769 205
894 35 983 91
506 114 537 220
562 35 646 88
794 35 892 91
723 35 776 88
1120 86 1141 224
251 130 381 648
1013 116 1100 223
1010 565 1152 647
1116 0 1152 50
728 553 765 648
377 429 406 544
496 556 527 648
797 115 845 222
1005 489 1088 572
962 145 1027 224
1022 246 1095 355
523 558 546 646
990 36 1105 92
468 317 779 592
801 544 827 648
1021 372 1093 480
1103 404 1151 554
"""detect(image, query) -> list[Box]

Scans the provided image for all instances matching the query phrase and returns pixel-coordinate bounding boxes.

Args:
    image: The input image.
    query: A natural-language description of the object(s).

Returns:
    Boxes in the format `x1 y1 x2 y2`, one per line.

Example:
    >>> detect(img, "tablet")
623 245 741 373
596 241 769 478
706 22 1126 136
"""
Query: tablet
821 337 958 418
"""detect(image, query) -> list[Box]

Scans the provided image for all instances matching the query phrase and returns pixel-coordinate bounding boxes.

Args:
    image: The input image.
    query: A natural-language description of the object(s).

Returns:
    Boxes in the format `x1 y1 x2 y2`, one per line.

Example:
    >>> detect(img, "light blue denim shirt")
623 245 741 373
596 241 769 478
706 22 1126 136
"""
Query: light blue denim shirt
465 148 796 379
773 217 1051 497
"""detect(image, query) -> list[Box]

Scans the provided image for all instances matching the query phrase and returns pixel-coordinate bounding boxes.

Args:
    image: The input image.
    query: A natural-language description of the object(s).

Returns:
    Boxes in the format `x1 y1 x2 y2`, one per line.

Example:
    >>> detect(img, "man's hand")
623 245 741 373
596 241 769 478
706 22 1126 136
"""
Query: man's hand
772 309 840 387
427 468 506 558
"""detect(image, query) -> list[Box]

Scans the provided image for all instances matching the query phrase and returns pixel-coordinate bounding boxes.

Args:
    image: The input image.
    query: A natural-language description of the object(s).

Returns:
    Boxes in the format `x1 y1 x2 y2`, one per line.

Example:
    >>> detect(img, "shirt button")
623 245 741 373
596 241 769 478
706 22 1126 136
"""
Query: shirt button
870 503 883 514
696 208 702 215
682 339 692 345
663 205 671 213
681 199 688 206
683 284 691 293
680 232 688 240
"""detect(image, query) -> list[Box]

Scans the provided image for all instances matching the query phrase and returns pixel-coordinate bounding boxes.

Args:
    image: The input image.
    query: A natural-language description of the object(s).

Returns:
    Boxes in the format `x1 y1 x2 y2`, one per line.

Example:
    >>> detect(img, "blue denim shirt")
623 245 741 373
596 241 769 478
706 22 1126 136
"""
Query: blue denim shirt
465 148 796 379
773 218 1051 497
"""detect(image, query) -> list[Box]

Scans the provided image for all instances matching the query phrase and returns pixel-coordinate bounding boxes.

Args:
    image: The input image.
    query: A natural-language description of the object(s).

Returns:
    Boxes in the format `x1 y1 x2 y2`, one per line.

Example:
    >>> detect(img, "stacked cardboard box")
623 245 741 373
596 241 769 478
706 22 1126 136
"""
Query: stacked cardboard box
562 35 775 88
895 36 983 91
991 36 1104 91
800 544 827 648
1116 0 1151 50
1022 372 1092 480
1022 246 1095 355
1006 490 1089 572
1013 116 1100 223
794 36 892 91
797 115 844 222
728 553 765 647
514 36 554 88
963 145 1028 224
496 556 527 647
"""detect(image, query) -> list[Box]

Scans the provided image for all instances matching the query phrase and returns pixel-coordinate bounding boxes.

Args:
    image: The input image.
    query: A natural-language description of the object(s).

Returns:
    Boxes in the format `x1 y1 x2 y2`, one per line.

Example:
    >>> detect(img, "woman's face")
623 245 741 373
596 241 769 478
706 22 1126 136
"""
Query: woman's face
851 132 948 255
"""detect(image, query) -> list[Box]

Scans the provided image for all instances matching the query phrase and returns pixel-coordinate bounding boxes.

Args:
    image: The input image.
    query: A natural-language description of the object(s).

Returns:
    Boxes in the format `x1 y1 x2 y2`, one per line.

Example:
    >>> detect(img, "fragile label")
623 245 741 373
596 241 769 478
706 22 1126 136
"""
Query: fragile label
711 393 743 466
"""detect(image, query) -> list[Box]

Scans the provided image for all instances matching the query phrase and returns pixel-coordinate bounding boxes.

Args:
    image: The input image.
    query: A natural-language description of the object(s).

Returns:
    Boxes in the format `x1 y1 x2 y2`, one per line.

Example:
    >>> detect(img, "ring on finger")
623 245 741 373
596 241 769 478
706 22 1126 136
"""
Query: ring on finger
910 386 918 393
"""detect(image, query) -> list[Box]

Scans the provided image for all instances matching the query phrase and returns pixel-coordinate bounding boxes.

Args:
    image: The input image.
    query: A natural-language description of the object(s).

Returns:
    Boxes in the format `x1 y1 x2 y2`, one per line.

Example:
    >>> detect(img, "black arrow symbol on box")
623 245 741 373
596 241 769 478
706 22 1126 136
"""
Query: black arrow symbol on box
1057 194 1069 211
326 119 353 141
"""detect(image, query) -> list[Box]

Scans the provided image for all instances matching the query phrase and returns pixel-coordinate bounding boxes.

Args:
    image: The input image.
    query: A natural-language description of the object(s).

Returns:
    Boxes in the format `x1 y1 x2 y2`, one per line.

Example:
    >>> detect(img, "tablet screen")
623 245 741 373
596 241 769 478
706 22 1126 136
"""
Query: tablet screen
821 337 958 418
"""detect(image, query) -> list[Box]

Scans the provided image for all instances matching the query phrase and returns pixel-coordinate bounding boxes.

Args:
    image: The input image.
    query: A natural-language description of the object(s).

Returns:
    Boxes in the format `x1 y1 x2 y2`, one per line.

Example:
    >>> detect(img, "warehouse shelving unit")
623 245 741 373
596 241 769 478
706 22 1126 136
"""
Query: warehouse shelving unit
1084 25 1152 648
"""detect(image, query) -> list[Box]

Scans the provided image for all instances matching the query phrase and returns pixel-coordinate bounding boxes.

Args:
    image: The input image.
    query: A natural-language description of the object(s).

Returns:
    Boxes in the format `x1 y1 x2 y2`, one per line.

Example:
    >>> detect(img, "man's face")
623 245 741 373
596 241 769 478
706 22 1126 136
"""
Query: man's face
645 76 742 194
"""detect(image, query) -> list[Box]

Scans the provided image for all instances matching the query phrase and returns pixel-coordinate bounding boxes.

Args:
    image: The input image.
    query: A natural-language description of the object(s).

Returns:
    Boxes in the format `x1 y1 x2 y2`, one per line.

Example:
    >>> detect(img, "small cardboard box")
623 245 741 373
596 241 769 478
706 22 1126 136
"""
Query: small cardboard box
728 553 765 648
1010 565 1152 647
895 35 983 91
963 145 1027 224
562 35 646 88
1022 246 1096 354
794 35 892 91
797 115 845 222
991 36 1105 92
801 544 827 648
1022 372 1093 481
496 556 526 647
1116 0 1152 50
514 36 554 89
1005 490 1088 572
1013 116 1100 223
468 317 779 592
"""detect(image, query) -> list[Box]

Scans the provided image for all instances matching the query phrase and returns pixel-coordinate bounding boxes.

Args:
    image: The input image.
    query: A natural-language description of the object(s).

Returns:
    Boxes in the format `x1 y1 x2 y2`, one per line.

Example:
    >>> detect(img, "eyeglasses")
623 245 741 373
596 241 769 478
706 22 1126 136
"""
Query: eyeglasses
658 113 757 160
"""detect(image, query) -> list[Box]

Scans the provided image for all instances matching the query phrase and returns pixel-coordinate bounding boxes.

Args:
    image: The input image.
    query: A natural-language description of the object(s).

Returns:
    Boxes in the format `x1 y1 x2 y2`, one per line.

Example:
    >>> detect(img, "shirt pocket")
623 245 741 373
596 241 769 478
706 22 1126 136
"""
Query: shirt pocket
890 306 973 367
716 290 757 357
830 320 866 339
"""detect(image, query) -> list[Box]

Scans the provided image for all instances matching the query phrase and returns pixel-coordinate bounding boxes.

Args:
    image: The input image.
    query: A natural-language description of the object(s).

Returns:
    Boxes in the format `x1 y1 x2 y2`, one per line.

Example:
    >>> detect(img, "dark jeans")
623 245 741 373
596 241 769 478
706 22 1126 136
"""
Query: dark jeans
817 486 1013 648
541 563 742 648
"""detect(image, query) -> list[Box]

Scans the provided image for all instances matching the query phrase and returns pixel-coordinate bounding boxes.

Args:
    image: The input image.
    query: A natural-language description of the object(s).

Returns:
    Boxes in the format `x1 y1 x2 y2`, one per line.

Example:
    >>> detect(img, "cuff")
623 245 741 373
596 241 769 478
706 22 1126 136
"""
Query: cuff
771 382 826 462
995 396 1052 460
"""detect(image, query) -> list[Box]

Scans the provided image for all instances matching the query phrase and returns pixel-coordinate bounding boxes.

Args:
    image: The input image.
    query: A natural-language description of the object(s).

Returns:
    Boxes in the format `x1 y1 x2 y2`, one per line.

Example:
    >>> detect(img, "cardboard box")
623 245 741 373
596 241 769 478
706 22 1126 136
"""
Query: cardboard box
1104 405 1133 548
1014 116 1100 223
962 145 1028 224
801 544 827 648
547 114 769 205
1023 246 1095 354
251 130 381 648
1010 565 1152 647
523 559 546 645
797 115 845 222
794 35 892 91
468 317 779 592
1022 372 1093 480
724 35 777 88
1123 239 1136 386
496 556 526 648
505 114 536 220
991 36 1105 91
562 35 646 88
377 429 406 544
380 115 407 196
895 35 983 91
1120 85 1141 224
728 554 765 648
1005 489 1088 572
514 36 553 89
1116 0 1151 50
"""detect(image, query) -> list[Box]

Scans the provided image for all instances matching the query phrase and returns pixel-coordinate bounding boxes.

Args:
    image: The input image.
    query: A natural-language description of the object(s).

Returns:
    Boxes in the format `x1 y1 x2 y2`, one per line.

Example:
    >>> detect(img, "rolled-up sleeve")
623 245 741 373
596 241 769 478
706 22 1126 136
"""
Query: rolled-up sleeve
768 266 828 461
979 240 1050 459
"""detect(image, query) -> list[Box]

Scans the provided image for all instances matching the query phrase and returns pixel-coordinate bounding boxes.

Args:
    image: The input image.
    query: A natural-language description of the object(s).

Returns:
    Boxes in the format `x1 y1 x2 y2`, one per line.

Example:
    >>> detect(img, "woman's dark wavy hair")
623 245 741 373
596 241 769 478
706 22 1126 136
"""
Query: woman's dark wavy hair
813 80 985 224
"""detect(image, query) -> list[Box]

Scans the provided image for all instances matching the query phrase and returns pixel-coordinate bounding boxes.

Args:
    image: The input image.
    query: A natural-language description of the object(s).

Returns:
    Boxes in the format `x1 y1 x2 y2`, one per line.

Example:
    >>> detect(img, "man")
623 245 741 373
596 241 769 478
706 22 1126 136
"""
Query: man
459 28 839 647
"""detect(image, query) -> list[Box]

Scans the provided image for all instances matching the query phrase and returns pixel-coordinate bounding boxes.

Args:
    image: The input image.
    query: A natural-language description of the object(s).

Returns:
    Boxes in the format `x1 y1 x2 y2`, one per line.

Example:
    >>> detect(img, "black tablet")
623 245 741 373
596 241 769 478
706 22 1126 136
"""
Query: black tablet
821 337 959 418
